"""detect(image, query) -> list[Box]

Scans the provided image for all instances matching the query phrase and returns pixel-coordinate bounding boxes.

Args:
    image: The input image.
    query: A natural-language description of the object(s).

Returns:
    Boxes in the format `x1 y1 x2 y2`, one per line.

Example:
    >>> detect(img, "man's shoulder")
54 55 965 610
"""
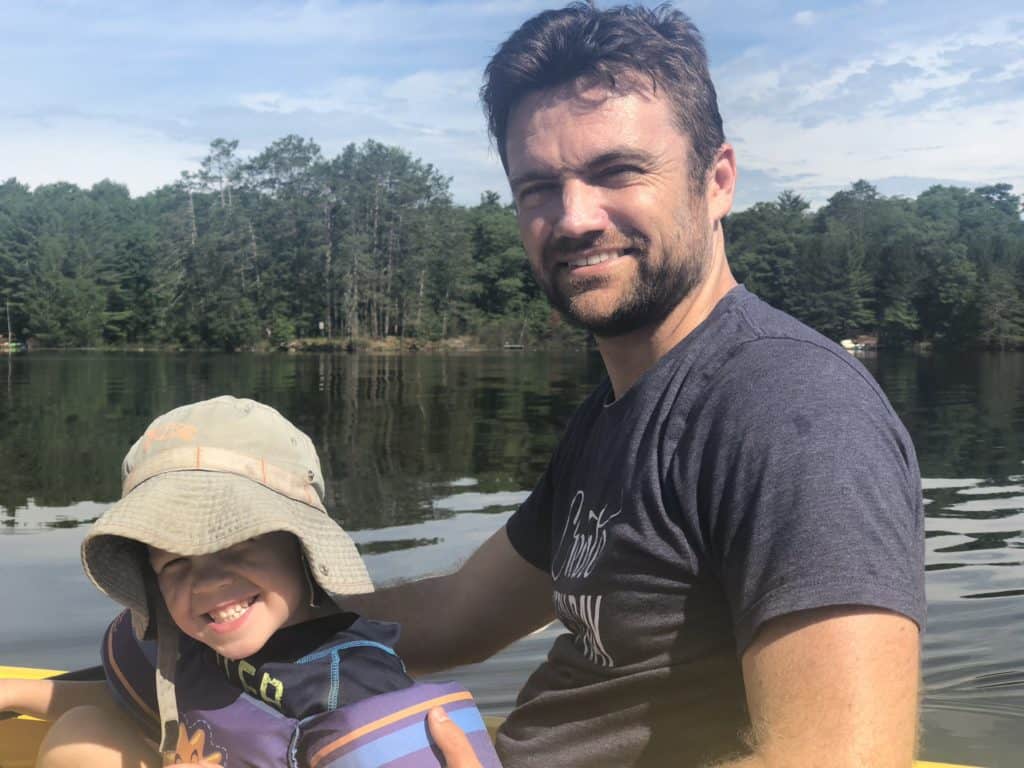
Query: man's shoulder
709 289 889 407
724 288 859 360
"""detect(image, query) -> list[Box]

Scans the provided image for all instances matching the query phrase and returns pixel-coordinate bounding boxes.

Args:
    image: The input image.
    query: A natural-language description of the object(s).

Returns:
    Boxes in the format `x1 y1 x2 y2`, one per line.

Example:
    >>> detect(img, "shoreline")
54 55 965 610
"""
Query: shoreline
9 336 595 355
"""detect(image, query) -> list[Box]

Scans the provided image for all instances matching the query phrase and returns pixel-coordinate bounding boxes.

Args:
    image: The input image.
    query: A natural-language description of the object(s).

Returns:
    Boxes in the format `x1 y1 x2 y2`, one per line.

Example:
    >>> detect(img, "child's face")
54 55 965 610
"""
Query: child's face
148 532 318 660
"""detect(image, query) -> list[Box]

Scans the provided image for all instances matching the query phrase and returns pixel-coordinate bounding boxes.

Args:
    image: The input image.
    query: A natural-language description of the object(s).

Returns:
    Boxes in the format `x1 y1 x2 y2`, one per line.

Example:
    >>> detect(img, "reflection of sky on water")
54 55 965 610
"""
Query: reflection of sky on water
353 510 514 584
921 477 1024 765
957 485 1024 496
432 490 530 514
2 471 1021 765
922 478 984 490
1 499 106 532
3 350 1021 762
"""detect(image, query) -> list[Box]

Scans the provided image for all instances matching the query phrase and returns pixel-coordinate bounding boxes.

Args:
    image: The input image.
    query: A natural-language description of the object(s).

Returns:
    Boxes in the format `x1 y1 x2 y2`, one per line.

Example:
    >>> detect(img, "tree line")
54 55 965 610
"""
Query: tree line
1 137 1022 350
727 181 1024 349
0 137 564 350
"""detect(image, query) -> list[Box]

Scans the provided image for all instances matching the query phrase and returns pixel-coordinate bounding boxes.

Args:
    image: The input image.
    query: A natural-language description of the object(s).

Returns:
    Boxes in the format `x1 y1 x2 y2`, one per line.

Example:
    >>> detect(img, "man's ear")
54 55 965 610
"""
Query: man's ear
706 144 737 224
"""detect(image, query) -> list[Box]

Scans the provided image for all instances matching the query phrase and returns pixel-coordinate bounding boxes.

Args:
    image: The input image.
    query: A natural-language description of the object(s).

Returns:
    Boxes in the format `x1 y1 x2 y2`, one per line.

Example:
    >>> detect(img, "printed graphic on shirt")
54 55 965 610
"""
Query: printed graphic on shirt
170 720 225 765
212 654 285 710
553 591 613 667
551 490 621 667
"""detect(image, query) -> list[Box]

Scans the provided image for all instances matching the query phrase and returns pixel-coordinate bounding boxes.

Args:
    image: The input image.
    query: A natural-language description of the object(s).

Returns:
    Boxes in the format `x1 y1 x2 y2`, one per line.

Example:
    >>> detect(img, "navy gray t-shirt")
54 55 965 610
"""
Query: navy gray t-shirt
497 286 925 767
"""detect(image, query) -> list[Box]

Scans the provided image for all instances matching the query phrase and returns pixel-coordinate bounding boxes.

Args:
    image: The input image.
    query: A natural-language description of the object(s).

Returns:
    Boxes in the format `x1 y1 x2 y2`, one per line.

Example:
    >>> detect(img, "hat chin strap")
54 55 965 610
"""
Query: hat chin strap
154 599 181 762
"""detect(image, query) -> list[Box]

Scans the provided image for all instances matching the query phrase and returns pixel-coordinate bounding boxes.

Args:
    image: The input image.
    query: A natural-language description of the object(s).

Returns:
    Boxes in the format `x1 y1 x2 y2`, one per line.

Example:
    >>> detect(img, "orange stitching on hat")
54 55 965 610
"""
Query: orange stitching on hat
121 446 327 514
142 423 198 451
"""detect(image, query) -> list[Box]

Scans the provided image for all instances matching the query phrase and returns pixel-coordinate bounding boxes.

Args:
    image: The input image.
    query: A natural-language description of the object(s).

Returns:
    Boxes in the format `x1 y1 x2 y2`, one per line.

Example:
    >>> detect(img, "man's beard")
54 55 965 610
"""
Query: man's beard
536 216 712 338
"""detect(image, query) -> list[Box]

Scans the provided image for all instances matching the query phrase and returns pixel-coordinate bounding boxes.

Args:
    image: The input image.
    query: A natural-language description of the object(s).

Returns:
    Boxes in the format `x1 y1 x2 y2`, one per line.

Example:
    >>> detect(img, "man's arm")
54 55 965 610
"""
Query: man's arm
0 677 117 720
711 606 920 768
345 527 555 675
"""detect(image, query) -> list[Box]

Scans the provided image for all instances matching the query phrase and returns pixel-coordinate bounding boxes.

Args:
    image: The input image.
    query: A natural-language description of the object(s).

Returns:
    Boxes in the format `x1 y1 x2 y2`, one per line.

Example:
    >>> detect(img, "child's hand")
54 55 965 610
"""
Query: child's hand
427 707 489 767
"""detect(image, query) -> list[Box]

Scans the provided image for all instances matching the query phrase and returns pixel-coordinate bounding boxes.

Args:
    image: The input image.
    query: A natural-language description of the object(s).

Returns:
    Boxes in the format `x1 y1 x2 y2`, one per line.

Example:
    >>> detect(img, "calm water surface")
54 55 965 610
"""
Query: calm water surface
0 350 1021 767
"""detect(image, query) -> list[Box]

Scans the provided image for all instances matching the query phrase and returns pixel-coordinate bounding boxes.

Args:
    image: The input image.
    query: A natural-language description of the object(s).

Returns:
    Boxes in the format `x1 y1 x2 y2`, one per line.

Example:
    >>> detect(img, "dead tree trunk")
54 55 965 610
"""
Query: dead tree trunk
416 269 426 338
440 288 450 339
323 200 334 338
187 190 198 250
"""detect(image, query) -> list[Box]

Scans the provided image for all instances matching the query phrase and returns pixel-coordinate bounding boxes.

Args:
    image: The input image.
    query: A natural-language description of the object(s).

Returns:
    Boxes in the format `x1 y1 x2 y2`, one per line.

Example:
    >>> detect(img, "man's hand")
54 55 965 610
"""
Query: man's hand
427 707 489 767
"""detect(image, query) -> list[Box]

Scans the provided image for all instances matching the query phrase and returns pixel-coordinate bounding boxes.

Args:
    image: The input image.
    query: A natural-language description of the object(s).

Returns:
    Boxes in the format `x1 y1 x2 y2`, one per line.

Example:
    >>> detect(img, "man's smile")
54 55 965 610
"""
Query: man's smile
561 249 638 270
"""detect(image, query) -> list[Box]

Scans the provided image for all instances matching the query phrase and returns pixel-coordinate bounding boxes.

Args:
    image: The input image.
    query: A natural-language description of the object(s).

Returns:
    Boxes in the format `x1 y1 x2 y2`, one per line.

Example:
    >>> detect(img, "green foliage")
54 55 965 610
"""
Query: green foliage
1 147 1022 350
728 181 1024 348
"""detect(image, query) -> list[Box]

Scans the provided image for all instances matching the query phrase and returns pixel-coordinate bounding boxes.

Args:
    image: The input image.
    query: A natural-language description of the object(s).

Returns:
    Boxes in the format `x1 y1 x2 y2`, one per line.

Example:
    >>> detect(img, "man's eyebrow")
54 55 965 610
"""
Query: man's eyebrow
584 150 656 170
509 149 656 191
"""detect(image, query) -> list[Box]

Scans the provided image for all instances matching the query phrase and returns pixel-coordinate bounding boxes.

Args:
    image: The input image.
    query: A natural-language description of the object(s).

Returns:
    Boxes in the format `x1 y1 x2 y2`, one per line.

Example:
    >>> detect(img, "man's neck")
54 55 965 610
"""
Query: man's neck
597 252 737 399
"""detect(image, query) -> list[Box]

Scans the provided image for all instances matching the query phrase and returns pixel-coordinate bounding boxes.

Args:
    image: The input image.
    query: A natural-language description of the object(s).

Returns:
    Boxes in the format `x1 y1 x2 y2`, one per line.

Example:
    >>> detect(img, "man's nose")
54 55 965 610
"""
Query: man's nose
554 180 609 240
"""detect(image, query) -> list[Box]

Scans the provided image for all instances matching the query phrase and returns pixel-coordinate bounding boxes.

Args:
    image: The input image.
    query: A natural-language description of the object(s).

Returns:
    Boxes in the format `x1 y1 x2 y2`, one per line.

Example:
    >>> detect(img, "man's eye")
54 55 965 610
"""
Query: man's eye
518 183 557 205
597 166 641 183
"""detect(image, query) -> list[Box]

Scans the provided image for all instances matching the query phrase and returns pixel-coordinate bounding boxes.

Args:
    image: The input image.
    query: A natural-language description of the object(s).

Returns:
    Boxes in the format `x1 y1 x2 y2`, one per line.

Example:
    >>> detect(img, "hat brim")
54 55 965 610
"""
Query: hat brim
82 470 374 635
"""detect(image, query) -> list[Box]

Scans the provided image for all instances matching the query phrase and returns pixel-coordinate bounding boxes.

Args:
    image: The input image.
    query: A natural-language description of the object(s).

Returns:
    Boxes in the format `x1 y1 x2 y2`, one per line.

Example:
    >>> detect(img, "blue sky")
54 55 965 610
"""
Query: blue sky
3 0 1022 209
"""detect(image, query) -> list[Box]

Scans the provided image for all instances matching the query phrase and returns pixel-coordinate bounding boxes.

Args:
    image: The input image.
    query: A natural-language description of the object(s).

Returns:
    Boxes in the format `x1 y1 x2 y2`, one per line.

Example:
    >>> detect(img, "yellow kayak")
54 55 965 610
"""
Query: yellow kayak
0 666 982 767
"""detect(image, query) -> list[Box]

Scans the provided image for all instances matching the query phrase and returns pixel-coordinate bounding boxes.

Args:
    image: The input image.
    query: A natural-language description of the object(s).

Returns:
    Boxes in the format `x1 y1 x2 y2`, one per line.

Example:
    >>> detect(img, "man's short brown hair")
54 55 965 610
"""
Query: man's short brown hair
482 2 725 186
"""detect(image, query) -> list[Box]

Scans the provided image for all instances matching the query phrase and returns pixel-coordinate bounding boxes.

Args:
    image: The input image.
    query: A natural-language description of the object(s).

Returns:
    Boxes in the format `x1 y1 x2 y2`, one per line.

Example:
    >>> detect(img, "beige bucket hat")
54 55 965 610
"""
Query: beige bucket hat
82 396 374 639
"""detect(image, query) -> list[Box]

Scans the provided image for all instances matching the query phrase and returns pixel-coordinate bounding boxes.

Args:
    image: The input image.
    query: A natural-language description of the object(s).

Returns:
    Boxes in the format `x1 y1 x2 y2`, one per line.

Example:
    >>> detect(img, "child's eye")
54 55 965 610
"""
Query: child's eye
158 557 186 573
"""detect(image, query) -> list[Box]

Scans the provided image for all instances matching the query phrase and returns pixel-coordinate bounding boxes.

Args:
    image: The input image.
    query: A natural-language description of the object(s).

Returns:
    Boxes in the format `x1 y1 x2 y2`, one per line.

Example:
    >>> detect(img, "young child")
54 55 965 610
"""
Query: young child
0 396 498 767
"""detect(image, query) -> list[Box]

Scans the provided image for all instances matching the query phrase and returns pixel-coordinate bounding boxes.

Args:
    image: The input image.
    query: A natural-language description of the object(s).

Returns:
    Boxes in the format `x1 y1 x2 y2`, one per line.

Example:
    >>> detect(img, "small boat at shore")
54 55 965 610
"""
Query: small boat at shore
0 665 982 767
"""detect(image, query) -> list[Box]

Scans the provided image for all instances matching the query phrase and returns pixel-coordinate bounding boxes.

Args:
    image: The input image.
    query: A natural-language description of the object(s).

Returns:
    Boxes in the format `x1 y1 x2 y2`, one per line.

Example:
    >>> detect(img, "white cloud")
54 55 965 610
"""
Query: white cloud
90 0 550 46
0 114 207 195
793 10 818 27
230 67 508 201
731 95 1024 205
716 11 1024 204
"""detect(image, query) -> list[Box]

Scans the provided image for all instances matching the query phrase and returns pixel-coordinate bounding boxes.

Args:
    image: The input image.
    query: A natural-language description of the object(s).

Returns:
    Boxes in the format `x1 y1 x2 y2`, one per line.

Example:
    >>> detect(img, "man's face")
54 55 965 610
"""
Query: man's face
505 83 714 337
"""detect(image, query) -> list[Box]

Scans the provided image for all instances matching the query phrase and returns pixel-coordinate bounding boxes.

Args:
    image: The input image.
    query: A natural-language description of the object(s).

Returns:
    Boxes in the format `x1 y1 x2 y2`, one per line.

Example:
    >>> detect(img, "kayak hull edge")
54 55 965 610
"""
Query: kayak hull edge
1 668 983 768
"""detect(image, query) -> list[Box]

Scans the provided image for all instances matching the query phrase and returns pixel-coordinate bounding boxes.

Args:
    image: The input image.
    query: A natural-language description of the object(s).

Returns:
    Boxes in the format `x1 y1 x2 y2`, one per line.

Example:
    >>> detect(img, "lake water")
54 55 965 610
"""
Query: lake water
0 350 1021 767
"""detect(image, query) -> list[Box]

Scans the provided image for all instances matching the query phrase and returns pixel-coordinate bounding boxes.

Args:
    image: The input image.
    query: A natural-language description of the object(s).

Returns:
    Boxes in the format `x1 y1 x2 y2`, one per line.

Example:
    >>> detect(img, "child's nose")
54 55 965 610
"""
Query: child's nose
190 556 232 592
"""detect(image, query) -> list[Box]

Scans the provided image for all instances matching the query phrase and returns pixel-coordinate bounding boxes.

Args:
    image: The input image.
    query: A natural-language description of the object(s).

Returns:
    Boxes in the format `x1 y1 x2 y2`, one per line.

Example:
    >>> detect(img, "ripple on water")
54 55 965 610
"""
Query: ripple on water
0 499 106 533
957 484 1024 496
432 490 531 513
921 478 985 490
919 473 1024 766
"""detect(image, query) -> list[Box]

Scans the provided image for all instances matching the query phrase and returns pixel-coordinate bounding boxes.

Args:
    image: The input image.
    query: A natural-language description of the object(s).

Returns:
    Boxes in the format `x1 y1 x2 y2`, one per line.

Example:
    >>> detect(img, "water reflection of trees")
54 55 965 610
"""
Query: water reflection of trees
867 351 1024 480
0 352 603 529
5 349 1024 530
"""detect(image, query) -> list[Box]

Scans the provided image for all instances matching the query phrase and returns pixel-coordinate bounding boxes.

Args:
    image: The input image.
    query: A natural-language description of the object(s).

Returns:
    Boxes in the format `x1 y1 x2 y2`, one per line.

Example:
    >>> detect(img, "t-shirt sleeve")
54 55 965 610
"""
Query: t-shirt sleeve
696 339 926 653
505 458 557 572
101 609 162 741
506 380 611 572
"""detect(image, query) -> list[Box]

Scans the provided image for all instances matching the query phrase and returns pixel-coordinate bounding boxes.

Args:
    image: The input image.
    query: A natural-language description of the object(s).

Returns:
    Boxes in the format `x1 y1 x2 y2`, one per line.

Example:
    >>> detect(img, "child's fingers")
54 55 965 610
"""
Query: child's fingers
427 706 486 767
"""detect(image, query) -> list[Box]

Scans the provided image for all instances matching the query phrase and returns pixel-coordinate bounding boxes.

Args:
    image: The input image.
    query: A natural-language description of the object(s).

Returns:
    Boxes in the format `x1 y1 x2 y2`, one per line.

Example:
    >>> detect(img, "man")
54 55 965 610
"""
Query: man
350 4 925 766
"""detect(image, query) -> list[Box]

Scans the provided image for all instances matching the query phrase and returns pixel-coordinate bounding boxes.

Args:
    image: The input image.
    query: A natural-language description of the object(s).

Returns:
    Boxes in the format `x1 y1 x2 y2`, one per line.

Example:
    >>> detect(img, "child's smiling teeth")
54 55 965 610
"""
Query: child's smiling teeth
207 597 255 623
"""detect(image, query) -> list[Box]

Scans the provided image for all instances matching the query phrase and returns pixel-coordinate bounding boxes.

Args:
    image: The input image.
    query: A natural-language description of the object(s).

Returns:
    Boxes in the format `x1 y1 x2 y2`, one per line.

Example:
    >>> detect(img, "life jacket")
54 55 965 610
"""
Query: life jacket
102 609 500 767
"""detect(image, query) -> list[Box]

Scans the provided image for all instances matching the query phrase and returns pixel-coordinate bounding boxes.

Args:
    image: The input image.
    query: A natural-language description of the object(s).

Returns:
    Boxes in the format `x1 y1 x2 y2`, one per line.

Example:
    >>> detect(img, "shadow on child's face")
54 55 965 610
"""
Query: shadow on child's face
148 532 316 659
